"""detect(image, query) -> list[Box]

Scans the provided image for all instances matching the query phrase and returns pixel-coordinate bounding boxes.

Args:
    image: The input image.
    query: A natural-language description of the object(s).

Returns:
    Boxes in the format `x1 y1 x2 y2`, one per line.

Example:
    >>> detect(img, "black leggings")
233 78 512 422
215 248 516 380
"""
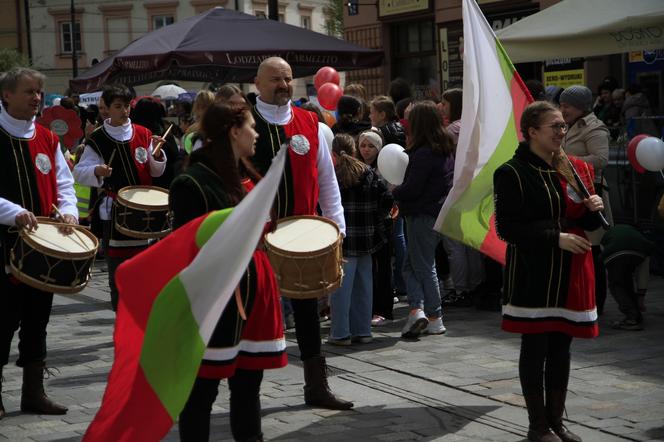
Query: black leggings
519 332 572 395
179 369 264 441
291 298 322 360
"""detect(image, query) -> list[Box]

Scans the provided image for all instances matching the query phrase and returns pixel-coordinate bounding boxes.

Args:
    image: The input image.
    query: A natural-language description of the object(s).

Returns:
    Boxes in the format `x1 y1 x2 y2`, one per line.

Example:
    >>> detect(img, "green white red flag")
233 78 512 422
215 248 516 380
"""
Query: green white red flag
435 0 533 264
83 147 287 441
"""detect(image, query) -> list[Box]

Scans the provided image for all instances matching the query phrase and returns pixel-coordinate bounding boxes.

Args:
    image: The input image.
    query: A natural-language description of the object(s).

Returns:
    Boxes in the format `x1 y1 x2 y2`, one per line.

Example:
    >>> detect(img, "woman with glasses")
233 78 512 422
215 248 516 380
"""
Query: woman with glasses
494 101 605 442
559 85 612 317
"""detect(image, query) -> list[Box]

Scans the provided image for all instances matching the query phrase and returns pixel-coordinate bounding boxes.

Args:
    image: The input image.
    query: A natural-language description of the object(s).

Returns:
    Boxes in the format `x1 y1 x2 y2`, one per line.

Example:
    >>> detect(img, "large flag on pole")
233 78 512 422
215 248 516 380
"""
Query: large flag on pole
434 0 533 264
84 147 287 441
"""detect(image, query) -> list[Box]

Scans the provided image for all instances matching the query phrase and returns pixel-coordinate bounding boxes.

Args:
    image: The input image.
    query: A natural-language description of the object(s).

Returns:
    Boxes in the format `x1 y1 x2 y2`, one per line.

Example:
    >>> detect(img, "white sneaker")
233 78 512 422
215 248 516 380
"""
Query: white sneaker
425 317 447 335
401 309 428 338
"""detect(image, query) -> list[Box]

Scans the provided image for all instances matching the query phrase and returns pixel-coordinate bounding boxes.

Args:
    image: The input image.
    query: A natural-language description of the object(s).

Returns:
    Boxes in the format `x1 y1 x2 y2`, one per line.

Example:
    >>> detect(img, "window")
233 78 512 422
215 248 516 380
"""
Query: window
60 22 81 54
153 15 175 29
107 17 130 52
300 15 311 29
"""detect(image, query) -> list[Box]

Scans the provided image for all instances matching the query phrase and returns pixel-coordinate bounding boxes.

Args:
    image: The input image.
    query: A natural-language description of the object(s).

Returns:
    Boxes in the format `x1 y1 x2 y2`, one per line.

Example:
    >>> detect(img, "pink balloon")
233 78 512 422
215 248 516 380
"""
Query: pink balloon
317 83 343 111
314 67 340 91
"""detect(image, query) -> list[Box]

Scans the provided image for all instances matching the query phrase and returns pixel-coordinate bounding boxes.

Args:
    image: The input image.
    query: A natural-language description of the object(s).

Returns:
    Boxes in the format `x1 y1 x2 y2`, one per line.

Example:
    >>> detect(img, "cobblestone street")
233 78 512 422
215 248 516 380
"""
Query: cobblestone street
2 264 663 441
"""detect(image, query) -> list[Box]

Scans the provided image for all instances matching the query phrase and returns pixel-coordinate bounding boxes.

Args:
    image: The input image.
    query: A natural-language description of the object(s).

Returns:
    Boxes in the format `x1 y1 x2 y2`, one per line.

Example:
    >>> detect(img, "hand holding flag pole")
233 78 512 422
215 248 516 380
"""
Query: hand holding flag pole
560 152 610 230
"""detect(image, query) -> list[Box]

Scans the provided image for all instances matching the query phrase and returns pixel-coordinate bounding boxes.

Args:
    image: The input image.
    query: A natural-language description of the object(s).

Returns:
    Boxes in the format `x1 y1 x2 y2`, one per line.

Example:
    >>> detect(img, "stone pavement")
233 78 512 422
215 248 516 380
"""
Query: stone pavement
1 263 663 441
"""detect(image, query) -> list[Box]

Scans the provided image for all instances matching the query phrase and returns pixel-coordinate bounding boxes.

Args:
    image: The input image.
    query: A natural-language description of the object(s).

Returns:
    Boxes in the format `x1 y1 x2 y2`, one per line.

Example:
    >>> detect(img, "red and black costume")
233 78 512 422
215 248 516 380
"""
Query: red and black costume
0 107 78 418
169 150 286 442
73 120 166 311
249 94 351 411
494 142 602 441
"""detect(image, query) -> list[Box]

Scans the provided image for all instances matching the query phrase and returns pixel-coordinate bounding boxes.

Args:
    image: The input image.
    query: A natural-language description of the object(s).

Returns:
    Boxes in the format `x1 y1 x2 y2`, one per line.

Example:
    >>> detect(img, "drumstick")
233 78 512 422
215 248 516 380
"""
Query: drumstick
51 204 87 246
151 124 173 157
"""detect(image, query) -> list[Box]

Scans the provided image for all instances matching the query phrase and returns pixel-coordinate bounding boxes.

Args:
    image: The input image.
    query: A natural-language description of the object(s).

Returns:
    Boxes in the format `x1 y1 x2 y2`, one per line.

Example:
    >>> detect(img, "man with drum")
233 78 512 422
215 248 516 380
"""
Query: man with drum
249 57 352 410
73 84 167 312
0 67 78 418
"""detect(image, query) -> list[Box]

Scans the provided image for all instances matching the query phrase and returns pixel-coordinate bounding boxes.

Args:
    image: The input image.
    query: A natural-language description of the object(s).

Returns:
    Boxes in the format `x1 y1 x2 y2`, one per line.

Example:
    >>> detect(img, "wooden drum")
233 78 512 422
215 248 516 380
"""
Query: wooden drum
115 185 170 239
264 215 343 299
9 217 99 294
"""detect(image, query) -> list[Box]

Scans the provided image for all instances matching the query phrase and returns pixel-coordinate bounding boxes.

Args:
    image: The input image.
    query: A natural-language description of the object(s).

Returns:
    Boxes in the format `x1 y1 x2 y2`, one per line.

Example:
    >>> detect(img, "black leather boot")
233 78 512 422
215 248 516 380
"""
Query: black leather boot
20 362 67 415
547 387 582 442
303 356 353 410
0 366 5 419
523 388 562 442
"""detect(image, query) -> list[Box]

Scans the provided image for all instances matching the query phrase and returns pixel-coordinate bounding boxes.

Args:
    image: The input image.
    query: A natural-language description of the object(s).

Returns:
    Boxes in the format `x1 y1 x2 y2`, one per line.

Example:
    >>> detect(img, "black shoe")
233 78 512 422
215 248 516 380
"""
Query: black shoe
611 318 643 331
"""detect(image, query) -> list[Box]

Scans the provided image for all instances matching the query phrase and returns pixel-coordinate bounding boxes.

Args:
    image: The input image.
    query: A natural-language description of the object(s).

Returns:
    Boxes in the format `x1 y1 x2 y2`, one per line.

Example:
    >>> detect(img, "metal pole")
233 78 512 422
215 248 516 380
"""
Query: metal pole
268 0 278 21
70 0 78 77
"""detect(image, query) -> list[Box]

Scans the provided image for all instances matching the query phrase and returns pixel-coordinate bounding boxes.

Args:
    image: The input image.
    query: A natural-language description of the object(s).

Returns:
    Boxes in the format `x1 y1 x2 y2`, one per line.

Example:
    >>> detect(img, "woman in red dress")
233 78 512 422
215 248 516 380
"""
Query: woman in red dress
169 103 286 442
493 101 605 442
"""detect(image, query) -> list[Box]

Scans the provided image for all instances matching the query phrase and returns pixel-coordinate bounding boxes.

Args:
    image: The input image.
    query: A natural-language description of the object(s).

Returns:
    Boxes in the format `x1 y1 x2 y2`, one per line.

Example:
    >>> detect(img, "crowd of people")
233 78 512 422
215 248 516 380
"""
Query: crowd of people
0 60 661 442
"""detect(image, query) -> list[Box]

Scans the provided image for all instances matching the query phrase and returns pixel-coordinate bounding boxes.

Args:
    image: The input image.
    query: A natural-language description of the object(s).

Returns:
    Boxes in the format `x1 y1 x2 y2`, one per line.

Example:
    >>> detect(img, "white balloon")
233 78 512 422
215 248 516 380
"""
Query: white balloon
377 143 409 185
635 137 664 172
318 122 334 152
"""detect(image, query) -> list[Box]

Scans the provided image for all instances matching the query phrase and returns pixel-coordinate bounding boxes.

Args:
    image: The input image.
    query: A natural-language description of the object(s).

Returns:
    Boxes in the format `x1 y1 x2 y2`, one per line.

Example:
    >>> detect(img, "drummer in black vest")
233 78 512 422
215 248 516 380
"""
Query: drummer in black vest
73 84 167 311
249 57 351 410
0 68 78 419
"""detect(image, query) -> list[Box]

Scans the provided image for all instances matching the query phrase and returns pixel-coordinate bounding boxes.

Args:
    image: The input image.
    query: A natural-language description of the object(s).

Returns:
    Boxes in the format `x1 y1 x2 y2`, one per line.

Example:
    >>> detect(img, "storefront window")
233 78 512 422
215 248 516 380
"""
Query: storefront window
392 20 439 99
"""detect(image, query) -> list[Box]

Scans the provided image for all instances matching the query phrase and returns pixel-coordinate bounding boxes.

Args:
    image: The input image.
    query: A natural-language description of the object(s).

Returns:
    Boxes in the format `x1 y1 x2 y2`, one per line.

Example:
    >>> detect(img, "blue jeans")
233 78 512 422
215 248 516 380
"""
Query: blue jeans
404 215 442 318
329 255 373 339
392 216 407 293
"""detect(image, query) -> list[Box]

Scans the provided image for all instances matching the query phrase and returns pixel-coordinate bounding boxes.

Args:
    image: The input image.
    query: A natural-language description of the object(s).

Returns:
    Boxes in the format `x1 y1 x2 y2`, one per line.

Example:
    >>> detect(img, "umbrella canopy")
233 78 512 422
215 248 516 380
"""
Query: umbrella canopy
496 0 664 63
70 7 383 93
151 84 187 99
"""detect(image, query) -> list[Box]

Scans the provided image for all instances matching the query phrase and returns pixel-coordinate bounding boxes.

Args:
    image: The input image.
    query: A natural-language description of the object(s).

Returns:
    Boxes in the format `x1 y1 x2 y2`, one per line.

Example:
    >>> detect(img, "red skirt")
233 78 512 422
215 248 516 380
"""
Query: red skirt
198 250 287 379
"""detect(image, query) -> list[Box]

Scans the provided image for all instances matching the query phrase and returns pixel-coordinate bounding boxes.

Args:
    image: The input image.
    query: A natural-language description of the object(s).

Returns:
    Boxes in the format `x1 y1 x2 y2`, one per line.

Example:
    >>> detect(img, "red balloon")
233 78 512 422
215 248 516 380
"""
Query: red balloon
317 83 343 111
314 66 340 91
627 134 649 174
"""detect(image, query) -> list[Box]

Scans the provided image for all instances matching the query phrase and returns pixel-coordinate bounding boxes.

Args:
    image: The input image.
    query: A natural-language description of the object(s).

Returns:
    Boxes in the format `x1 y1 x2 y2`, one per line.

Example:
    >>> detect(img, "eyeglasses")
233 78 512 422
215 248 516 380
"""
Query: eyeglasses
539 123 569 133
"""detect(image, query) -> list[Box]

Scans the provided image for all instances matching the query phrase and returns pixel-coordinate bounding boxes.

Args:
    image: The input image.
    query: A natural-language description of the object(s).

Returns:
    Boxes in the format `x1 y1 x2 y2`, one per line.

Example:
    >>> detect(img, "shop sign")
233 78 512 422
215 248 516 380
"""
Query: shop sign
543 58 584 88
629 49 664 64
544 69 585 88
379 0 429 18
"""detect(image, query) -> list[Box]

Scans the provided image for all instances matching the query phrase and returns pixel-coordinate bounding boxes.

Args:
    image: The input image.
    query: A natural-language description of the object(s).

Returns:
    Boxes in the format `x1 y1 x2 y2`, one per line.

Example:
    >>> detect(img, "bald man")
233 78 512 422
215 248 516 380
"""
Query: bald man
249 57 351 410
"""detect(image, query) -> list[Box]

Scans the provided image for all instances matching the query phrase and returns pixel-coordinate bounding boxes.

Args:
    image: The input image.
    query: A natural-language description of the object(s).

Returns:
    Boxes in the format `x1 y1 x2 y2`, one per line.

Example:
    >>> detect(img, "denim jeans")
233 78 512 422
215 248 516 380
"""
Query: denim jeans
442 236 484 293
329 255 373 339
404 215 442 318
392 216 407 293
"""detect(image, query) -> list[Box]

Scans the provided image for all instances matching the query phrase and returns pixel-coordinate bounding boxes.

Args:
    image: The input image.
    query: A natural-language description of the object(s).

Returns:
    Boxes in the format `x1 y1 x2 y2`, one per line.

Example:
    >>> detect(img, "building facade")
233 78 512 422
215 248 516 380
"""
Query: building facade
1 0 30 57
344 0 651 102
28 0 332 94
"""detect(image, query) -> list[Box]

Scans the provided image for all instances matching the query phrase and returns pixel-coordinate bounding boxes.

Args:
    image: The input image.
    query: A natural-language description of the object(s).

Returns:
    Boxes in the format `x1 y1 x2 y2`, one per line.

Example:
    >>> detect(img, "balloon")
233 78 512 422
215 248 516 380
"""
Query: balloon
318 122 334 151
627 134 649 173
314 66 340 91
323 111 337 127
317 83 343 111
377 143 409 185
635 136 664 172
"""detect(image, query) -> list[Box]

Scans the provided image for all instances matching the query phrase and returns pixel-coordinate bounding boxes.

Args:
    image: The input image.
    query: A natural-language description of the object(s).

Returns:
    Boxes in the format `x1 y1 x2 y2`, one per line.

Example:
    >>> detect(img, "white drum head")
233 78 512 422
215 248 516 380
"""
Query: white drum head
119 187 169 207
267 218 338 253
27 223 97 253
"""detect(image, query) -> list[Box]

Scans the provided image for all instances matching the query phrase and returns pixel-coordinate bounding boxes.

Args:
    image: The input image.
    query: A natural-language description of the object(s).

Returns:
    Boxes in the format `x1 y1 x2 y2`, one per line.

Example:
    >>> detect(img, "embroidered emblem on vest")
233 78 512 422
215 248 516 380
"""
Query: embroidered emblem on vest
567 183 583 204
135 147 148 164
289 135 310 155
35 153 52 175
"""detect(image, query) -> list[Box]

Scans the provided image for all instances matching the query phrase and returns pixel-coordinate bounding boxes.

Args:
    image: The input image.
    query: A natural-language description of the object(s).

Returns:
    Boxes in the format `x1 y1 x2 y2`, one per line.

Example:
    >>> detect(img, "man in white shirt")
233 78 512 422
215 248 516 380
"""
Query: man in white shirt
0 68 78 418
248 57 351 410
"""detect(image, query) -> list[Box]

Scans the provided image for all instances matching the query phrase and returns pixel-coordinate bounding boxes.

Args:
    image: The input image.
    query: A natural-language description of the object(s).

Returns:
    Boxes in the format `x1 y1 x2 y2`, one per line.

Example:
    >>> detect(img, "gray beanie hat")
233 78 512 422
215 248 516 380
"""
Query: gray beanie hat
559 85 593 112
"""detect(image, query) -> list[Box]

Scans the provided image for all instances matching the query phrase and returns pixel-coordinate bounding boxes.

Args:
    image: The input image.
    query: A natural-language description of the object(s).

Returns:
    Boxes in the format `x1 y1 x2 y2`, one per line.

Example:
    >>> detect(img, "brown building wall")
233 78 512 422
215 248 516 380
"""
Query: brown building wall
0 0 30 57
343 0 578 100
